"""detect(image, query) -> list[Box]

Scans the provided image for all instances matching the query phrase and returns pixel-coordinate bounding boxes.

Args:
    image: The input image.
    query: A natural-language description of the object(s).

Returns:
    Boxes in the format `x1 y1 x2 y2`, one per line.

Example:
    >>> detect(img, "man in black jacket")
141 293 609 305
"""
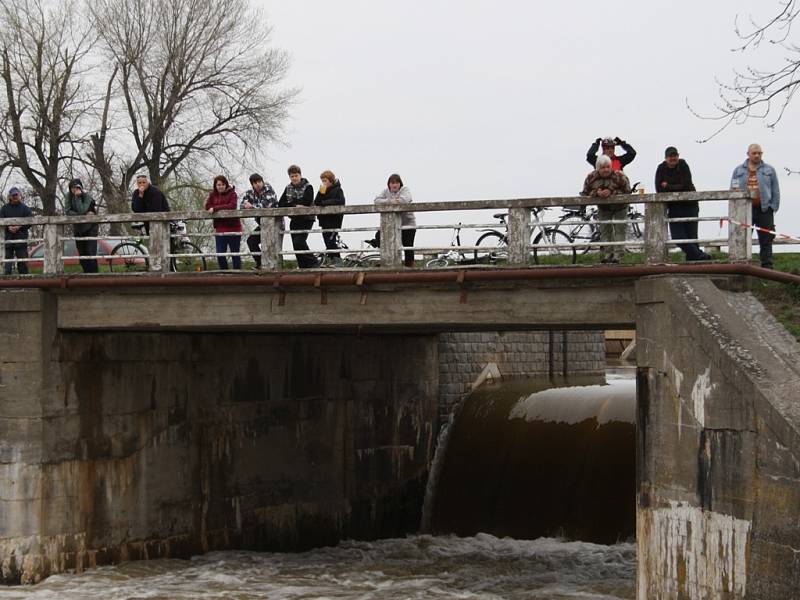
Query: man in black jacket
586 136 636 171
278 165 318 268
131 174 170 235
0 187 32 275
655 147 710 261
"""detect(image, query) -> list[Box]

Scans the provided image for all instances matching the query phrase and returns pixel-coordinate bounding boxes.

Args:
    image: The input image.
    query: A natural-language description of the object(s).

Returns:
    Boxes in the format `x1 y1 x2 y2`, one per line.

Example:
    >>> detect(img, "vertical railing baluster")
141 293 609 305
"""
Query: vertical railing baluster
148 219 169 273
728 192 751 263
644 198 667 264
43 223 63 275
507 207 531 267
380 211 402 269
260 216 283 271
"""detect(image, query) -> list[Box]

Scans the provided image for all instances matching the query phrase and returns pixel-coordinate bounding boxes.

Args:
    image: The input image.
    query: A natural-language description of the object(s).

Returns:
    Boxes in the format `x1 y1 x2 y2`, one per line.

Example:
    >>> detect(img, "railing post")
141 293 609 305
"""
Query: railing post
259 217 283 271
728 192 752 263
43 223 63 275
148 220 169 273
380 211 402 269
507 207 531 267
643 199 667 264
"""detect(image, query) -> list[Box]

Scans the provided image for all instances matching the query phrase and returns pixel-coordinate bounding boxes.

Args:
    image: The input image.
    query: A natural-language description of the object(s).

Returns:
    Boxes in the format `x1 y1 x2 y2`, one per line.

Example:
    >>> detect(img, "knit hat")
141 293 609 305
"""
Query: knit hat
8 187 21 197
69 178 83 190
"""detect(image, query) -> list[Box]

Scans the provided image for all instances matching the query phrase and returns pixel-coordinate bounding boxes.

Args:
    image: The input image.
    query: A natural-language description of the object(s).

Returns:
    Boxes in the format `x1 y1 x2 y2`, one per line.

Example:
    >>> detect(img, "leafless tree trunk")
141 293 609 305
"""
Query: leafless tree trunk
87 0 296 196
691 1 800 140
0 0 95 215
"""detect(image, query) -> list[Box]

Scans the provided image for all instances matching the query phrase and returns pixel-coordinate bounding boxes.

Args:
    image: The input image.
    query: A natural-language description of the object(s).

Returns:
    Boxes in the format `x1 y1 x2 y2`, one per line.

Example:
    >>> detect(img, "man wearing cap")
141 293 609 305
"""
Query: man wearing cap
586 136 637 171
581 154 632 263
730 143 780 269
131 174 170 235
0 187 33 275
64 178 100 273
655 147 711 262
240 173 278 269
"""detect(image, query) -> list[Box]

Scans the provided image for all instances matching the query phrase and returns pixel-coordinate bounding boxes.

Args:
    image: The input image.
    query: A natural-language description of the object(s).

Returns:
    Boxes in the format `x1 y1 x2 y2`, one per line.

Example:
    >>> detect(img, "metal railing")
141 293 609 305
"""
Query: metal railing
0 190 762 275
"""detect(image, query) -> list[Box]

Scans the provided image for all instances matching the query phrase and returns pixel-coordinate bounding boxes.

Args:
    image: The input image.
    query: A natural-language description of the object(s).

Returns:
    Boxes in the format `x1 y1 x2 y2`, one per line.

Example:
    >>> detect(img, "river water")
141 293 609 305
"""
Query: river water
0 535 635 599
1 369 637 599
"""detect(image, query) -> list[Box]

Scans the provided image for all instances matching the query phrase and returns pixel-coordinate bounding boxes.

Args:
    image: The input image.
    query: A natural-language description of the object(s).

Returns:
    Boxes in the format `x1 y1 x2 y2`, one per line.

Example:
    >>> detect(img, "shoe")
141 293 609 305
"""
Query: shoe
331 257 343 267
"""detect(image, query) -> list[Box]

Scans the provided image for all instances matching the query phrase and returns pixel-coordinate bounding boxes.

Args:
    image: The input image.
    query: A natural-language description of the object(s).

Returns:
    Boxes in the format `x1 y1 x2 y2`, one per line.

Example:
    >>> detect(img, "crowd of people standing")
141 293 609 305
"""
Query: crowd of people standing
0 140 783 273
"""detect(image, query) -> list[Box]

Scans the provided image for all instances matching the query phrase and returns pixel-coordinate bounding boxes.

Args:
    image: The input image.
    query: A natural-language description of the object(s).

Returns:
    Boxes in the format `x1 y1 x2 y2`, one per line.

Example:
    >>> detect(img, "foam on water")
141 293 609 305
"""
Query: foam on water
0 535 635 599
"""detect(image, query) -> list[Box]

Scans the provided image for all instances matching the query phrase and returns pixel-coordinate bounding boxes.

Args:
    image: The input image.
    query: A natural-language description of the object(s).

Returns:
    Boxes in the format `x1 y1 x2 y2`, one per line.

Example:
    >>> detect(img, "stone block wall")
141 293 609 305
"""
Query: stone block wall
437 331 605 418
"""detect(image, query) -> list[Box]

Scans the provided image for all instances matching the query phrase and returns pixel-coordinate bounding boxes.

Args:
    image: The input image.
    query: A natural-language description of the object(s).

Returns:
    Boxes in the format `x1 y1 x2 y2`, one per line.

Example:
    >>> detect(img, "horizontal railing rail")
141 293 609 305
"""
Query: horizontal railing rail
0 190 758 274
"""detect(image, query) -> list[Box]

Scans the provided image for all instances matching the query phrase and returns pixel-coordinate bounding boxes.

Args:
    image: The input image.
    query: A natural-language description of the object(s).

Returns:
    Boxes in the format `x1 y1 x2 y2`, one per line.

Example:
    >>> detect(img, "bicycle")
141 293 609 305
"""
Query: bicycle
108 221 207 272
472 208 577 265
555 184 644 254
341 236 381 268
425 224 470 268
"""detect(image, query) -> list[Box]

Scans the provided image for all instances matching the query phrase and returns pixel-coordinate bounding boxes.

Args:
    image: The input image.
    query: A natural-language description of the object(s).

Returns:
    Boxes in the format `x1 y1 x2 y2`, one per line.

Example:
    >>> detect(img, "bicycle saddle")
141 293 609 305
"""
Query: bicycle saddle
493 212 508 220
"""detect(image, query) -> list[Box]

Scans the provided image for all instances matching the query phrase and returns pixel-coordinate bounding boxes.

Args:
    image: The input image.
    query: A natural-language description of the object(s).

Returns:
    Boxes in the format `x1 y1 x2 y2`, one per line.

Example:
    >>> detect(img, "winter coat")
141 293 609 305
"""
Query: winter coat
0 201 33 240
581 169 631 211
279 178 315 226
240 183 278 225
655 159 697 215
374 186 416 227
205 185 242 232
314 179 345 228
586 139 637 171
731 160 781 212
131 184 170 213
64 190 99 237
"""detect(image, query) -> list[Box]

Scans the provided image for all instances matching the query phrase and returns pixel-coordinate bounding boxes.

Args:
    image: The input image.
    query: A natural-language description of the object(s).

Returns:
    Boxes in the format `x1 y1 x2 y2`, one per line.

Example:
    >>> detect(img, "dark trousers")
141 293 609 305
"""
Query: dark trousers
246 229 262 268
75 238 98 273
4 242 29 275
667 203 705 261
402 228 416 267
318 214 344 260
215 233 241 270
753 206 775 269
290 217 317 268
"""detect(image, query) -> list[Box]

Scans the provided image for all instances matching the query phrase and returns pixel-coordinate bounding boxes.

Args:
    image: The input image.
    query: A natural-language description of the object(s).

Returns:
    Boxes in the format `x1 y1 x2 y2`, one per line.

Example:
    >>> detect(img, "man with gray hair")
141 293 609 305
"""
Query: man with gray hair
730 143 780 269
581 154 632 263
131 173 170 235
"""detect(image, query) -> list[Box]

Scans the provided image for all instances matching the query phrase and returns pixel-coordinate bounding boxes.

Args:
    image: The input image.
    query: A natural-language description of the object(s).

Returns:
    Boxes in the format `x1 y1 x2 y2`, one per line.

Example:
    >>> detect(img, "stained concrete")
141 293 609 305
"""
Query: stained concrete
0 290 438 583
636 276 800 599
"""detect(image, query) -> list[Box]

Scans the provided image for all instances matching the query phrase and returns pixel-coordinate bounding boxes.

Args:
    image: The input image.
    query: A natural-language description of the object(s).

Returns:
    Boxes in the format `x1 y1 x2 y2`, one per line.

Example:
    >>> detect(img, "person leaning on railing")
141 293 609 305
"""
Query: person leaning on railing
240 172 278 269
205 175 242 270
278 165 318 269
0 187 32 275
64 178 100 273
374 173 416 267
655 147 711 262
131 173 170 236
581 154 631 264
314 170 346 266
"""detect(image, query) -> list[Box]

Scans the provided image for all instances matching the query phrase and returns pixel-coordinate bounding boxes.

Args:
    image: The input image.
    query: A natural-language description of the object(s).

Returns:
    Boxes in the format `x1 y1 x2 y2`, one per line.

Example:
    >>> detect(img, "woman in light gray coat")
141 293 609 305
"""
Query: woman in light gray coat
374 174 416 267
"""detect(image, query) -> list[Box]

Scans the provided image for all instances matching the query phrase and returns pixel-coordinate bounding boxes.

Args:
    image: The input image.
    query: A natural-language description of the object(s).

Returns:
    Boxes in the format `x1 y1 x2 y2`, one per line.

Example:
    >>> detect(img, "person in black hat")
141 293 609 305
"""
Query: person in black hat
64 178 100 273
655 147 711 262
1 187 33 275
240 172 277 269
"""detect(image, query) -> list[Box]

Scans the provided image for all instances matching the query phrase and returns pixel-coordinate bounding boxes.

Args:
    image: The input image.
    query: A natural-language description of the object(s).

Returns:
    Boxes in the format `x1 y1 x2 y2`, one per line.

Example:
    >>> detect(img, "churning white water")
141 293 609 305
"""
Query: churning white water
0 534 635 599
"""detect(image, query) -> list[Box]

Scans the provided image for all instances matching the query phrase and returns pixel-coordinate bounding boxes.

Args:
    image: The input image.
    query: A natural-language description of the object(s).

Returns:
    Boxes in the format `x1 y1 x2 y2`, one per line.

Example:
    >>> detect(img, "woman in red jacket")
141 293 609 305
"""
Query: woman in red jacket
205 175 242 269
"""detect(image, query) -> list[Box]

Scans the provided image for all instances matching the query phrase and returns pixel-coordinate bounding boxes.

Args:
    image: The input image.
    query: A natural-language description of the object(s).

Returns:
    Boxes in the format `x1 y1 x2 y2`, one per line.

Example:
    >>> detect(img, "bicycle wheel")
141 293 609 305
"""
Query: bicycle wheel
626 211 645 253
360 255 381 268
556 213 596 255
426 257 449 268
171 242 207 272
473 231 508 263
532 229 577 265
109 242 149 272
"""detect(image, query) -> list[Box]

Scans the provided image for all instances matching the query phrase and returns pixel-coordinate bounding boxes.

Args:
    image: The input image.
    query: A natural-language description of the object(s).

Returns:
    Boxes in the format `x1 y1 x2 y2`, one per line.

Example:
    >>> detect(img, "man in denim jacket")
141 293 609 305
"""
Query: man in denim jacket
731 143 780 269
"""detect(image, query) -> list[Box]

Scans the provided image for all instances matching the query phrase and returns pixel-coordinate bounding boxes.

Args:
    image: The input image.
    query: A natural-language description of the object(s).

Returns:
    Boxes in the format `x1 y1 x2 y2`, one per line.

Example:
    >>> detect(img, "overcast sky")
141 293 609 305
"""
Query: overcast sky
256 0 799 249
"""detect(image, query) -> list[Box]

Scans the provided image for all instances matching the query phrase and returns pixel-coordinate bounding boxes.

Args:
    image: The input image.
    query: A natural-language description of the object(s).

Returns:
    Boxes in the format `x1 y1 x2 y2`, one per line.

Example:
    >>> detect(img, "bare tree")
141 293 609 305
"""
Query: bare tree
86 0 296 211
692 1 800 140
0 0 95 215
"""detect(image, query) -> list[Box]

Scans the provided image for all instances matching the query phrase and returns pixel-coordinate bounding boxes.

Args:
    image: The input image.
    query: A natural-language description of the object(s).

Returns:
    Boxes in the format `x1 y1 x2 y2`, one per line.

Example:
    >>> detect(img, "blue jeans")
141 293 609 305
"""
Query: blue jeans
215 234 241 270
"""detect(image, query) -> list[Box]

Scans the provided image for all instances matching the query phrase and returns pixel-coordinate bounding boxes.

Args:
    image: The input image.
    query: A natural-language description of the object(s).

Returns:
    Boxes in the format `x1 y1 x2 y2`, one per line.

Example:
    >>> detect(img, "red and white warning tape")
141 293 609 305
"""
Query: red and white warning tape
721 218 800 243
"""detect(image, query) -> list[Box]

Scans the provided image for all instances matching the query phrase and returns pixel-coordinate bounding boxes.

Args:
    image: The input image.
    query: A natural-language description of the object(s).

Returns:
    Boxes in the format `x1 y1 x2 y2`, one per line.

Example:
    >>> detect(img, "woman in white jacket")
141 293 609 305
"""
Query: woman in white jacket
374 173 416 267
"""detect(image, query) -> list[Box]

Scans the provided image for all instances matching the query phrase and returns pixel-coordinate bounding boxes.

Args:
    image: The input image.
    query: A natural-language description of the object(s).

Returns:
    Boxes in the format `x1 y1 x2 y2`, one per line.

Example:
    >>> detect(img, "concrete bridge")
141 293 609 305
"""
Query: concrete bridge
1 192 799 598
